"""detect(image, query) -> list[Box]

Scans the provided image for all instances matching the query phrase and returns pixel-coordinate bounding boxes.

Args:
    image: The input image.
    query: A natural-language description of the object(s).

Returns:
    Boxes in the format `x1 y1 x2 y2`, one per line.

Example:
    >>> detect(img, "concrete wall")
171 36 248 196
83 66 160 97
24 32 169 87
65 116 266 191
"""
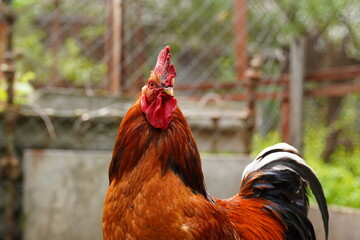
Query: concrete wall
23 150 109 240
0 91 247 153
23 149 360 240
22 149 250 240
308 205 360 240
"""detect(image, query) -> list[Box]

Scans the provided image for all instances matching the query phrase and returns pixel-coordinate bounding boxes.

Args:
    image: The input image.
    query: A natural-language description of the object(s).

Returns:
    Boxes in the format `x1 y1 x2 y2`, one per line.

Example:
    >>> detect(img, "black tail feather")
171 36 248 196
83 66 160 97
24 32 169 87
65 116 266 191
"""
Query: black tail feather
262 159 329 239
242 143 329 240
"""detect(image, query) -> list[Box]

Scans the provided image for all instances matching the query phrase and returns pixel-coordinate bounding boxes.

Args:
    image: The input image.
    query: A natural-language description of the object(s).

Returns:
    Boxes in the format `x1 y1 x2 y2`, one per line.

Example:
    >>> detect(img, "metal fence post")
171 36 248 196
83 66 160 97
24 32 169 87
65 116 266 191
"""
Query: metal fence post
243 55 262 154
290 37 306 152
0 3 21 240
280 79 290 143
105 0 124 95
234 0 248 81
50 0 61 86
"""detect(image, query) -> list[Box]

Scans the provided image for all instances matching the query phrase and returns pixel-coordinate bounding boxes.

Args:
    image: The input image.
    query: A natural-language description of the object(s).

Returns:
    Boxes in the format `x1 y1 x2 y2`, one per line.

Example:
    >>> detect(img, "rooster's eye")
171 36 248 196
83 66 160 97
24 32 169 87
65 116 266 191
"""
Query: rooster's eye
148 82 156 89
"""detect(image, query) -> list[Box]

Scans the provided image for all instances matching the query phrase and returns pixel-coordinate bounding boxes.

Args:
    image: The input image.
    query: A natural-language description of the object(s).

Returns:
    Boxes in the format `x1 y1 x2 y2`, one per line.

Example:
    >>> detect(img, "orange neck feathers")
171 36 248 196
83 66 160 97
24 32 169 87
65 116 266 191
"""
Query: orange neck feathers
108 98 210 200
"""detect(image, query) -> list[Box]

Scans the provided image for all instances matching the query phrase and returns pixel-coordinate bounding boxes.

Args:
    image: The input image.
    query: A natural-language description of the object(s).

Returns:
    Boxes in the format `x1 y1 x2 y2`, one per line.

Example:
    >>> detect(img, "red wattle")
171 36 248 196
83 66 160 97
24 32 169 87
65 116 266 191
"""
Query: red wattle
141 93 177 130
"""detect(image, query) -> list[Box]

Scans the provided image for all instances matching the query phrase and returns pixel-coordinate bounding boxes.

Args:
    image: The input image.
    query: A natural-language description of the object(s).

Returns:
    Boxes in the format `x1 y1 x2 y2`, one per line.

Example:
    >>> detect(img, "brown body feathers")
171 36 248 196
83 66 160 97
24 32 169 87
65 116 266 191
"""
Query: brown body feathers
102 46 328 240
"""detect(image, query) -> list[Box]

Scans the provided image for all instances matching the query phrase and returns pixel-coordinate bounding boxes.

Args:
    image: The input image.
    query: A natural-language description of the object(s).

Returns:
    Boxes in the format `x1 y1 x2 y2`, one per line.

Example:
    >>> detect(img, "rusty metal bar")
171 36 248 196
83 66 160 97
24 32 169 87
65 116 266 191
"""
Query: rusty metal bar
176 64 359 92
176 76 289 91
0 12 8 63
134 0 144 91
234 0 248 82
183 91 287 102
50 0 61 86
307 65 360 82
280 82 290 143
242 55 262 154
306 82 360 98
0 3 20 240
105 0 124 95
104 0 113 92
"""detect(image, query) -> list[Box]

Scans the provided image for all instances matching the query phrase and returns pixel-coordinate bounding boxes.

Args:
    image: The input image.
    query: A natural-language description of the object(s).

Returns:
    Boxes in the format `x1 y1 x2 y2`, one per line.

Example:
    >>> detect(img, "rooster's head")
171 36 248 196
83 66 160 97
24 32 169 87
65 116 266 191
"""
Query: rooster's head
141 46 177 130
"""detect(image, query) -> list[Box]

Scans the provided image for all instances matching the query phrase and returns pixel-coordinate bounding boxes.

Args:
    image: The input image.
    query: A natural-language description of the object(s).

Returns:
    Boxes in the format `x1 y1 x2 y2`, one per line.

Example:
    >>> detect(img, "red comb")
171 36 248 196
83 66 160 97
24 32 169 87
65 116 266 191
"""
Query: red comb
153 46 177 85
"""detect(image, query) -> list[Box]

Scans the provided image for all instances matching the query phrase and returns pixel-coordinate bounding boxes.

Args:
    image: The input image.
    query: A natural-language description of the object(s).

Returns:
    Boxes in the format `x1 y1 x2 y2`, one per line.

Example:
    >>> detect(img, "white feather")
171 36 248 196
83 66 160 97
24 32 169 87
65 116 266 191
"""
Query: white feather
242 142 316 180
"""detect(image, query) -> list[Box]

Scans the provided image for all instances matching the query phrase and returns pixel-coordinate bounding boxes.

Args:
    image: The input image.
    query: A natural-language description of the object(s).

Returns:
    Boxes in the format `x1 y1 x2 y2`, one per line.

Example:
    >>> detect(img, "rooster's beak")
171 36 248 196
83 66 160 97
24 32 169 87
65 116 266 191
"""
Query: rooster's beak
163 87 174 96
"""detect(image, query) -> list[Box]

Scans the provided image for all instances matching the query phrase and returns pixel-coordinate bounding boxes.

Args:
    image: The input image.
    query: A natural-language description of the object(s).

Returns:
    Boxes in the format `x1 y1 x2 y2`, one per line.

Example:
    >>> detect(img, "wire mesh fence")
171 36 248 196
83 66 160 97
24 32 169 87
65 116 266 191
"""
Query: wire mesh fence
0 0 360 239
5 0 358 149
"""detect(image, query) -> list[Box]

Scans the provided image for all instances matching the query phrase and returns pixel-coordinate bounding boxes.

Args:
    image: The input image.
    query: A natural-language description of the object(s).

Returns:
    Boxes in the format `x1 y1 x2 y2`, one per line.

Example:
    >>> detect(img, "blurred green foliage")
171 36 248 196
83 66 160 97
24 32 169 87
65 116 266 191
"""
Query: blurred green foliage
252 95 360 209
8 0 359 89
250 0 359 49
12 0 106 87
0 72 35 109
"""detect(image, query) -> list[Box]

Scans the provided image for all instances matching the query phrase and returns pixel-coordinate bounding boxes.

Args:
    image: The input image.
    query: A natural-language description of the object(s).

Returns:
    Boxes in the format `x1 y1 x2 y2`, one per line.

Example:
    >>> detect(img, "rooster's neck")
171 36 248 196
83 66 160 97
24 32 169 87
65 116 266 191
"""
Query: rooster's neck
108 99 210 201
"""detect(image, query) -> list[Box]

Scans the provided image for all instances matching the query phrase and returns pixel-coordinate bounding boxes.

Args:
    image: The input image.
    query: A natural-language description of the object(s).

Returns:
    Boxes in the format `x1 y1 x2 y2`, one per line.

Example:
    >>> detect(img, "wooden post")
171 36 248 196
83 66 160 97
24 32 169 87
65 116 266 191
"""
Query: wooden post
289 37 306 152
0 4 21 240
134 0 144 91
50 0 60 86
105 0 124 95
243 55 262 154
234 0 248 81
280 81 290 143
0 7 8 65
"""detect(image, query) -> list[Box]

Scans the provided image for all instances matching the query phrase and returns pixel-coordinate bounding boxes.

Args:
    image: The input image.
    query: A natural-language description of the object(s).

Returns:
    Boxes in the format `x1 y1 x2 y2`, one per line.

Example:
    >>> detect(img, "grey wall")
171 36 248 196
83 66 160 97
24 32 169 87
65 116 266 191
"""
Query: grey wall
23 149 360 240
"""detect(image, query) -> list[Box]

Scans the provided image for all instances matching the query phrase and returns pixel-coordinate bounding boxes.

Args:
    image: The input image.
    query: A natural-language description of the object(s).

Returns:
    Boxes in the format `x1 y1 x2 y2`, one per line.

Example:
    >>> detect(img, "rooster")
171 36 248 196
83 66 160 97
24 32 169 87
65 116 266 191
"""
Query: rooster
102 46 329 240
